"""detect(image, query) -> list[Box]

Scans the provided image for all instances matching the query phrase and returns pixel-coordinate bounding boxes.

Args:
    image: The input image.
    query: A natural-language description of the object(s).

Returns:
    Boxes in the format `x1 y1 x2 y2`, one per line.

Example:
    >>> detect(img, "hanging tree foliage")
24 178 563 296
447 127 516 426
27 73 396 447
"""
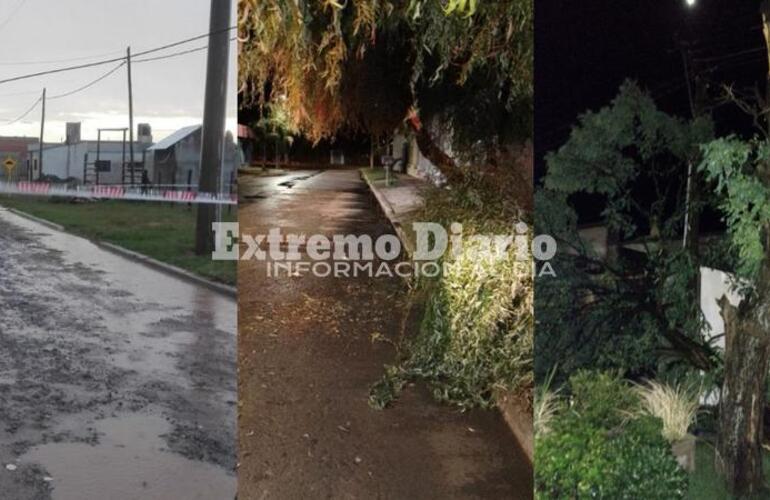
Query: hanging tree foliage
535 81 718 383
238 0 532 184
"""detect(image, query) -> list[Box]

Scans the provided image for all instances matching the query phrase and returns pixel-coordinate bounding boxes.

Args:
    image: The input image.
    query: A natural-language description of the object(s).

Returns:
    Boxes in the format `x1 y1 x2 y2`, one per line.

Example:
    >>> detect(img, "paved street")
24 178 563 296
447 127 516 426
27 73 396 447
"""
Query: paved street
0 207 236 500
238 169 532 499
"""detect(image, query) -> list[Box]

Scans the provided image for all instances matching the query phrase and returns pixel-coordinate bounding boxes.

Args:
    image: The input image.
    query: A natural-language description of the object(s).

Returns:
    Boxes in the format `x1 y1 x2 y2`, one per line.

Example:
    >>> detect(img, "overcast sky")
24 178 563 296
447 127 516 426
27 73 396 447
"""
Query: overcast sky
0 0 236 143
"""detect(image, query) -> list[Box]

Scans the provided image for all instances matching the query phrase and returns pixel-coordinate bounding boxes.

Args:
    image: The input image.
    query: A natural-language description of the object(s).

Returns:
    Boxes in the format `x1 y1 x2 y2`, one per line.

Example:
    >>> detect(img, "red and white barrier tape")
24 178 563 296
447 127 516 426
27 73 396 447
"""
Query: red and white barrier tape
0 181 236 205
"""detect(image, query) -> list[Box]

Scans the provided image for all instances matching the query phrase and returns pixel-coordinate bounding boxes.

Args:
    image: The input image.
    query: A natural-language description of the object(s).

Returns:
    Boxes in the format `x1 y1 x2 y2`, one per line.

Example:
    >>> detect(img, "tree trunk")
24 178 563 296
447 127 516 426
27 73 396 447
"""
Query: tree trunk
405 109 464 184
716 296 770 497
262 142 267 168
660 327 714 371
369 134 374 168
684 162 701 256
275 138 280 168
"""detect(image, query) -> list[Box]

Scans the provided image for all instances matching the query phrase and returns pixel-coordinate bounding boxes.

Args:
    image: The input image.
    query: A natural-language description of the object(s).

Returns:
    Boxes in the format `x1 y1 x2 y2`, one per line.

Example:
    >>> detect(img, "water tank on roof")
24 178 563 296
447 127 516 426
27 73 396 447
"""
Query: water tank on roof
65 122 81 144
138 123 152 144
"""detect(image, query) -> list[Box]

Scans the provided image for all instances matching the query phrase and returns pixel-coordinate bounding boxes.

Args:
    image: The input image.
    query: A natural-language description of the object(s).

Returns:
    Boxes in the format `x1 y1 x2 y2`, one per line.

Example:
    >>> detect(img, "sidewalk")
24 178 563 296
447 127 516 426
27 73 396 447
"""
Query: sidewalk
361 168 534 462
0 199 236 296
360 168 433 257
238 169 532 498
0 196 236 286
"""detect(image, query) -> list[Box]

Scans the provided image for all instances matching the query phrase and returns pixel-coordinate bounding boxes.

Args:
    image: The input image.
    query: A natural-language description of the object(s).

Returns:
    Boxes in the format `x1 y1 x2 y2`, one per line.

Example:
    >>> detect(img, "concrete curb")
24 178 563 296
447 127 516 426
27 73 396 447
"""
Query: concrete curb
3 206 236 299
360 171 415 258
7 208 65 232
495 390 534 465
95 242 237 299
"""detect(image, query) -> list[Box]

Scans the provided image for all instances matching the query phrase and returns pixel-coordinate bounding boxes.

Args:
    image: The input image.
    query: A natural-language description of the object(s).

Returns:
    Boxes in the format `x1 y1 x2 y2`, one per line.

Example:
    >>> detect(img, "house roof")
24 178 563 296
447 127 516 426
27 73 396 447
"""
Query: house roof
147 125 201 151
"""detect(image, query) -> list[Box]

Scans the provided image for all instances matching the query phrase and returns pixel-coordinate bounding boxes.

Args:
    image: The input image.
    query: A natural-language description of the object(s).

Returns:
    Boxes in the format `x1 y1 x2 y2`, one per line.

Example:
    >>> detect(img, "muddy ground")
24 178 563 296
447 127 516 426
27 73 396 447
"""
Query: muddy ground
238 170 532 499
0 207 236 499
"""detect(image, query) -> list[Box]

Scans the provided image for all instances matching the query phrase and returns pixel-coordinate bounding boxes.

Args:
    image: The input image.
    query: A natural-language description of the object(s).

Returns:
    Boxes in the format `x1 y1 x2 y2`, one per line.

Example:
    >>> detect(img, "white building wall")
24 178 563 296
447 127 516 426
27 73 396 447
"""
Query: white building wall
29 142 147 183
390 133 445 186
173 138 237 190
34 144 84 180
42 146 68 180
700 266 743 351
697 266 743 405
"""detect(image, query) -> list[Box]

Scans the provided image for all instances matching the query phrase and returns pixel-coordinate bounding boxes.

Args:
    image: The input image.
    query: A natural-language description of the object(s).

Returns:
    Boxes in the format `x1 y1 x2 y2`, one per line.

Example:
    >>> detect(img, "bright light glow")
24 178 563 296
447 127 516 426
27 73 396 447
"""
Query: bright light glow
686 0 696 6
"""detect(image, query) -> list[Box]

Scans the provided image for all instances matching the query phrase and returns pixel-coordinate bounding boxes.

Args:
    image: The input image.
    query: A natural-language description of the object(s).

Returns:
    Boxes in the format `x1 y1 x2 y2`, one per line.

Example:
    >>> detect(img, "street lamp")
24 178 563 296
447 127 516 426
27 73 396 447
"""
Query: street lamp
685 0 696 7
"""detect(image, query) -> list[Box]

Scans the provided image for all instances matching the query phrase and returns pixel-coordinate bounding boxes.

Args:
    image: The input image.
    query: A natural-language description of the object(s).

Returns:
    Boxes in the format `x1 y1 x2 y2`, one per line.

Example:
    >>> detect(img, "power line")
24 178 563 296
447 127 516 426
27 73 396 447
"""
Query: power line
0 37 236 110
0 26 236 86
0 49 126 67
0 0 28 31
133 37 237 64
0 56 127 86
49 61 126 100
694 46 765 64
0 30 239 129
0 89 41 98
710 54 766 73
0 26 235 66
3 94 41 125
132 26 235 58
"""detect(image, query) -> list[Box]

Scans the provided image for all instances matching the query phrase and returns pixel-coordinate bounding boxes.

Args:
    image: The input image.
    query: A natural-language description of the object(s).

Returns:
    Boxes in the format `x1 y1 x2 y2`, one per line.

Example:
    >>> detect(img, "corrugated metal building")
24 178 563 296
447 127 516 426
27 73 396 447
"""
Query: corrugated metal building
145 125 237 190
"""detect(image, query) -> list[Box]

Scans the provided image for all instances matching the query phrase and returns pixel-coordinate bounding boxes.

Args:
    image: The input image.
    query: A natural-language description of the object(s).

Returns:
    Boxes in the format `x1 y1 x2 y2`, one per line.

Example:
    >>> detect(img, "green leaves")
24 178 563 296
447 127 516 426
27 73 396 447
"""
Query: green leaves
536 81 715 383
442 0 478 17
699 136 770 280
544 81 708 198
535 372 688 499
370 181 532 410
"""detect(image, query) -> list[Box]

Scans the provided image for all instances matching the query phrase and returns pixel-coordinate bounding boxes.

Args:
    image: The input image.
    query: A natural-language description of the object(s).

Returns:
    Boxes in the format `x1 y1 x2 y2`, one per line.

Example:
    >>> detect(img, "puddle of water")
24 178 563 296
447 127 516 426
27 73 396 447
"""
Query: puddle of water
110 329 197 388
0 369 17 385
0 210 236 337
20 414 235 500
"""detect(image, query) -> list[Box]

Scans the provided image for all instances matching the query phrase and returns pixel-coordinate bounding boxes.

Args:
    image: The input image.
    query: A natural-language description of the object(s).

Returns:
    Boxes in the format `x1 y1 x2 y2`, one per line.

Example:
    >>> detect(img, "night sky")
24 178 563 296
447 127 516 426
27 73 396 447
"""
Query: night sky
535 0 767 180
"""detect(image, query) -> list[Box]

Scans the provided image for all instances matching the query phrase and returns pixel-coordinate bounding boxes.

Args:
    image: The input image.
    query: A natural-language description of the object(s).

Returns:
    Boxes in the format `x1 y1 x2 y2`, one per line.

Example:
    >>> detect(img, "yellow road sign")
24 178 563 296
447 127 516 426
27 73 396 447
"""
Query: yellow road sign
3 157 16 170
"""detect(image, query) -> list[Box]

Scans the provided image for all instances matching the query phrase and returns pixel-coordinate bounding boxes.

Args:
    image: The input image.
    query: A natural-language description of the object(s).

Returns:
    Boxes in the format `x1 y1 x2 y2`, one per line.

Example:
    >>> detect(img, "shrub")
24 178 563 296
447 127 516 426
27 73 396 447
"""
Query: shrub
535 371 688 499
536 414 688 499
568 370 638 428
634 380 700 442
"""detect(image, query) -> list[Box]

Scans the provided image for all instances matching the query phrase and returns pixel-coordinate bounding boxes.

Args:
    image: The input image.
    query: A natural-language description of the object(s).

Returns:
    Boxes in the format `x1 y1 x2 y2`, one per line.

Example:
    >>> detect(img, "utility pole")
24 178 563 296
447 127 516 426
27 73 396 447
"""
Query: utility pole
763 2 770 138
38 87 45 180
680 39 705 253
126 47 136 186
195 0 232 255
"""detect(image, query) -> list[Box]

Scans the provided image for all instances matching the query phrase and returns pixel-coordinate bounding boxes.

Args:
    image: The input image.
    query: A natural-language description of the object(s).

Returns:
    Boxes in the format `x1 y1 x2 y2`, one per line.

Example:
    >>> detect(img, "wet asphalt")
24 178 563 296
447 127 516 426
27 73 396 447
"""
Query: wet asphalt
238 169 533 499
0 207 236 500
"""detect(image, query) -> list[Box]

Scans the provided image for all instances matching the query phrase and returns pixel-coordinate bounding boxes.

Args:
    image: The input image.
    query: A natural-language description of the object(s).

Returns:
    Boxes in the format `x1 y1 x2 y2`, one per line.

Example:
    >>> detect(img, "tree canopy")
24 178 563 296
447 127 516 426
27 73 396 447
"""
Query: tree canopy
700 137 770 283
535 81 717 382
238 0 532 182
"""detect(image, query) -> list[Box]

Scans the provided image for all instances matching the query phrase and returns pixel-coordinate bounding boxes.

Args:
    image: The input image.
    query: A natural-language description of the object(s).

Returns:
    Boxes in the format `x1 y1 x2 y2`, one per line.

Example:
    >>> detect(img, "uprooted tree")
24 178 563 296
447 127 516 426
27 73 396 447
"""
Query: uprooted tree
535 81 717 383
238 0 532 203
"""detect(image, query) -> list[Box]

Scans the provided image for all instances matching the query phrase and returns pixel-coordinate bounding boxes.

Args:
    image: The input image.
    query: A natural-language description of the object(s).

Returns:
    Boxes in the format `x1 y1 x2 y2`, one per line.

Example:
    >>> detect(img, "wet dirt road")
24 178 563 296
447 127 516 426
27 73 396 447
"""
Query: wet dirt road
238 169 533 499
0 207 236 499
